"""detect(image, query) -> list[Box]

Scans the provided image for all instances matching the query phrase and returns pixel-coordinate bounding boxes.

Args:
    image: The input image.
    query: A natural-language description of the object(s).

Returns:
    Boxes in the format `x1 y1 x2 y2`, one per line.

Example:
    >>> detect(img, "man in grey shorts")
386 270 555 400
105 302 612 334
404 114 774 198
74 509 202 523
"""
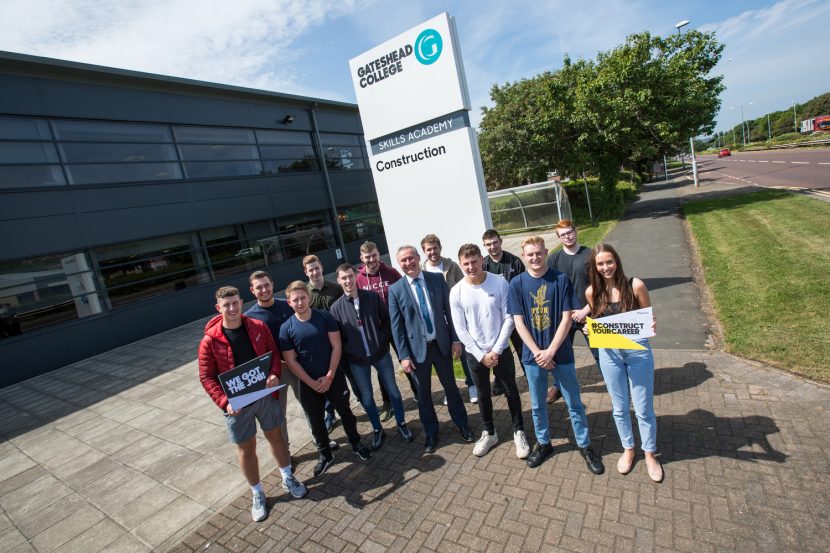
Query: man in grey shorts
199 286 308 522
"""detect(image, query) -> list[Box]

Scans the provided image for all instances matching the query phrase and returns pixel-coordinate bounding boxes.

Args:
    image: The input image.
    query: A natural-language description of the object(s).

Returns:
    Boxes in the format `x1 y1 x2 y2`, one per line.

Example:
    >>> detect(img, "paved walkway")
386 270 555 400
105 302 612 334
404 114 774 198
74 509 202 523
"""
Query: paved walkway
2 173 829 552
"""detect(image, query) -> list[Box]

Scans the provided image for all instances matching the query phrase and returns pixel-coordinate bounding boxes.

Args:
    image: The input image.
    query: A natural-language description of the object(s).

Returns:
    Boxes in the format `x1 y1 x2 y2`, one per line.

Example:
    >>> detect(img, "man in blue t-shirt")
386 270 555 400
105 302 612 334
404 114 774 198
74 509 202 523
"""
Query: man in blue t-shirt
245 271 297 443
278 281 371 477
508 236 604 474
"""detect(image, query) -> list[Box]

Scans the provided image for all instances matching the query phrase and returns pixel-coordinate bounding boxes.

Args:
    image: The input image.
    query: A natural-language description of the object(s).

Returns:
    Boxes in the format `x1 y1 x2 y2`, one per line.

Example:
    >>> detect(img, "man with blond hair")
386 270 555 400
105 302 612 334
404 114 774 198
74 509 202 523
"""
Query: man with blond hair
199 286 306 522
279 281 371 477
507 237 604 474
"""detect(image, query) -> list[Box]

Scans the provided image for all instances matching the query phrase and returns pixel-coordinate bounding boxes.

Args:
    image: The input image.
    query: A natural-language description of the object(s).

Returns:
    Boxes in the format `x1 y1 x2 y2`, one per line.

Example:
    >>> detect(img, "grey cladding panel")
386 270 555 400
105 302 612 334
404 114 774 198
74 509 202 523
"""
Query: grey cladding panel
0 75 45 115
0 215 84 260
0 190 74 221
72 183 190 212
80 203 197 245
193 194 274 229
189 177 269 201
315 109 364 134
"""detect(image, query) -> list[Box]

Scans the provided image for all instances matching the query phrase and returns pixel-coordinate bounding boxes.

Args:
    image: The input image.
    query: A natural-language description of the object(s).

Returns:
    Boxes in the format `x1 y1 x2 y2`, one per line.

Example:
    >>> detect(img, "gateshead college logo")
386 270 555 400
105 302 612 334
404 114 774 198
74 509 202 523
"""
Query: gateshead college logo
414 28 442 65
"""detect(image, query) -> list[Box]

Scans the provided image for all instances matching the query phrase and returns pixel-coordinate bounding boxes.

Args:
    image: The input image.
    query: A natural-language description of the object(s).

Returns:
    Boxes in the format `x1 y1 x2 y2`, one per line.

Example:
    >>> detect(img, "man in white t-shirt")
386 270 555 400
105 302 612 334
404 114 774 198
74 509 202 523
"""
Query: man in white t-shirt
449 244 529 459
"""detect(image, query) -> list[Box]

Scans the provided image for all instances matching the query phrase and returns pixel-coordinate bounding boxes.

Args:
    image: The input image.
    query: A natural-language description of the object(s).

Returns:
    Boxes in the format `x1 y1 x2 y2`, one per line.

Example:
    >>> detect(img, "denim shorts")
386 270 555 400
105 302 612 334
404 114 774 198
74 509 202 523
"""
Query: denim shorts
224 395 284 444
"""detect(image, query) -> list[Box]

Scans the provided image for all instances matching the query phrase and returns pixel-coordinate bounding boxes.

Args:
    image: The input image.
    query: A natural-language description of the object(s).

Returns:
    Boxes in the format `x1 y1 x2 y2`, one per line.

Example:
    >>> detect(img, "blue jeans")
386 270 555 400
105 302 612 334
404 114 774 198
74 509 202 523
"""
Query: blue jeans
349 352 406 430
525 361 590 448
598 339 657 452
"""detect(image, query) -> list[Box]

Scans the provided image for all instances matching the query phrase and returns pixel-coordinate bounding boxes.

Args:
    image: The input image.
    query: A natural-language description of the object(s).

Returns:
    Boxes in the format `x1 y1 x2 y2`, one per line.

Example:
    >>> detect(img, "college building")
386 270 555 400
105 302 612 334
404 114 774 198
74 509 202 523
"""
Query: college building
0 51 386 387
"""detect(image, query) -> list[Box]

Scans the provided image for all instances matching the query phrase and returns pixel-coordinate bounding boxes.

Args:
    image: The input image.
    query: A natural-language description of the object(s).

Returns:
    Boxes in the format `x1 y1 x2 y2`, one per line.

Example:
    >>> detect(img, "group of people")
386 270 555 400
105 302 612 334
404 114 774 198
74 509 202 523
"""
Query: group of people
198 222 661 522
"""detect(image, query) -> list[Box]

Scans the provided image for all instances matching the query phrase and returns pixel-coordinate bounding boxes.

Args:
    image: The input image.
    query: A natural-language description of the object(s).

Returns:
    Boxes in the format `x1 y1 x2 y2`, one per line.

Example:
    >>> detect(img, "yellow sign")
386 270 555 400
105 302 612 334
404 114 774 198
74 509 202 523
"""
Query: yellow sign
586 307 653 350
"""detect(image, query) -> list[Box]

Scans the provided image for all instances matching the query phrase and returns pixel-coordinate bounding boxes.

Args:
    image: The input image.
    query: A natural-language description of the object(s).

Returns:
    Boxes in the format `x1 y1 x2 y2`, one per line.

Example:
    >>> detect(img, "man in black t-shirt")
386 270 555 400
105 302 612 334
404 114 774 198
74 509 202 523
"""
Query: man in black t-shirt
545 221 601 403
481 229 527 393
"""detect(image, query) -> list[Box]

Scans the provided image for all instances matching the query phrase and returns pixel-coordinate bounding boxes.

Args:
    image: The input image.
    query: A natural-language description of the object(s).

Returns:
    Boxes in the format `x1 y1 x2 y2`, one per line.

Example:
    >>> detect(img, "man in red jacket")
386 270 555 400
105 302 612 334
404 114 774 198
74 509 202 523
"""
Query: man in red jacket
199 286 307 522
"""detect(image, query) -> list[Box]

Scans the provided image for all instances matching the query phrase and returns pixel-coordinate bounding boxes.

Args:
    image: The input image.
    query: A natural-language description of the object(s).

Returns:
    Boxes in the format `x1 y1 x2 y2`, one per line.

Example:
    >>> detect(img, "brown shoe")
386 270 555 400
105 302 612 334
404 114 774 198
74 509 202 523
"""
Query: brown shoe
546 387 561 404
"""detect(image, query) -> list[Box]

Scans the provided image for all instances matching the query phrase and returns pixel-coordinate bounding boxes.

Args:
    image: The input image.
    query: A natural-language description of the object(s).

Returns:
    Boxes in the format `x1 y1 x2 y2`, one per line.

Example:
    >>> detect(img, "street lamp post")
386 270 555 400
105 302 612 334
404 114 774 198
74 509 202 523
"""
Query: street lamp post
675 20 690 34
792 101 798 133
767 113 771 141
740 104 746 146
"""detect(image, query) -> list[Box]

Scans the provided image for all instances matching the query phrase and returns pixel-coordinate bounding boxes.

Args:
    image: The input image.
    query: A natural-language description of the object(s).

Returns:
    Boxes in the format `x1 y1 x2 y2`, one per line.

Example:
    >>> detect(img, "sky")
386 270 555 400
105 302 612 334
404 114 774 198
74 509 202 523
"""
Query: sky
1 0 828 135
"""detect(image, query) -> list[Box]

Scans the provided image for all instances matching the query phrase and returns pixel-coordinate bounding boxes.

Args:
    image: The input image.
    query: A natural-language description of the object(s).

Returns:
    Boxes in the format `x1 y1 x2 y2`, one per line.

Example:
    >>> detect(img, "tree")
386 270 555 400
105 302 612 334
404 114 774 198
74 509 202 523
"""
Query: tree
478 30 725 199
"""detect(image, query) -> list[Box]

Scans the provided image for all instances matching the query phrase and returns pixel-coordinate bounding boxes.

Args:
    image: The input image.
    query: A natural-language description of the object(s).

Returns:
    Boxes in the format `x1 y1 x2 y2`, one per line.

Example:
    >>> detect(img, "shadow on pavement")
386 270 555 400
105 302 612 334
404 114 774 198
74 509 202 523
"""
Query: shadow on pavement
304 428 446 510
641 276 694 292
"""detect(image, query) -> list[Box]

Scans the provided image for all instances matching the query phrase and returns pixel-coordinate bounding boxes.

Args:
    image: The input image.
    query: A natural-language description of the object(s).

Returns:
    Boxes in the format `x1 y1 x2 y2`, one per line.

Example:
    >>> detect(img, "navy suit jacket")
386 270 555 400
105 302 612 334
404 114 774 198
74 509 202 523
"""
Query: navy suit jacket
388 270 458 364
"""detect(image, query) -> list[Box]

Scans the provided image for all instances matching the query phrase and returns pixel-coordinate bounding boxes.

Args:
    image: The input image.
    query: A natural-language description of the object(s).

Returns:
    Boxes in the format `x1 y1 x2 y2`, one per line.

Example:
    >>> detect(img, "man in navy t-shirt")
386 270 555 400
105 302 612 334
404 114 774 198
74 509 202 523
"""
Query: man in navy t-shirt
245 271 297 443
278 281 371 477
508 236 604 474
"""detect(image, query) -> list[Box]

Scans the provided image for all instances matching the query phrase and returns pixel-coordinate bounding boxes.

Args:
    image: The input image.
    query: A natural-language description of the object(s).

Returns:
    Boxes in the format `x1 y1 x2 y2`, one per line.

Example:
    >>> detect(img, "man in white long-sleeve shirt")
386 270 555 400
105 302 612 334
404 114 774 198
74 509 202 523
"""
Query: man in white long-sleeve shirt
449 244 530 459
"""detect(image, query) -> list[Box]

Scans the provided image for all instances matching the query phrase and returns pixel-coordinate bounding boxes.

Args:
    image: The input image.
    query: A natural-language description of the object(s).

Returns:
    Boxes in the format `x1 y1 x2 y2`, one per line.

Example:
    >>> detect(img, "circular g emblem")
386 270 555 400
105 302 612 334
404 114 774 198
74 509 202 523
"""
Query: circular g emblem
414 29 443 65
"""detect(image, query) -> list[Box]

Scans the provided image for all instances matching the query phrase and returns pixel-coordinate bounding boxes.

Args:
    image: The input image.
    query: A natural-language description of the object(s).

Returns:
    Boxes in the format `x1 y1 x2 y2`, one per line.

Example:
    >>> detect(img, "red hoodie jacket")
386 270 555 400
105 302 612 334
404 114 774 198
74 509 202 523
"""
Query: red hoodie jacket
198 314 282 411
356 261 401 306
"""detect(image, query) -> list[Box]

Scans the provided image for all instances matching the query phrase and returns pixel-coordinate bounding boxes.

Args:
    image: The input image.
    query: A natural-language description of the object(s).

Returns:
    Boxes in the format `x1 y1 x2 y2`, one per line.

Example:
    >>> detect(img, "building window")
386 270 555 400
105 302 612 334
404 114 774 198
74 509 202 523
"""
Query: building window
257 131 317 174
174 126 262 178
201 220 285 278
51 119 173 142
0 252 103 336
0 165 65 188
319 133 367 170
93 234 204 308
338 203 383 243
278 212 335 259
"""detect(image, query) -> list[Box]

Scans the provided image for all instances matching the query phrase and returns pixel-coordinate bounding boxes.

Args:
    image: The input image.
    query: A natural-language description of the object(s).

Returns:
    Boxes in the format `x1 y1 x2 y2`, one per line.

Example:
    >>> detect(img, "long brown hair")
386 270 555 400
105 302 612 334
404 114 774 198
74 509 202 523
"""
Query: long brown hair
587 243 639 316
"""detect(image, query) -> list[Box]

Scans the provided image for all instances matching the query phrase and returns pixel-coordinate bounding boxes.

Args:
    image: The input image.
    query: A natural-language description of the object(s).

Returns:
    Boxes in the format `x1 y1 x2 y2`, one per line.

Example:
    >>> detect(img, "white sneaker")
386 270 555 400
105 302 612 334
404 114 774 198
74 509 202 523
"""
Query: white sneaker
473 431 498 457
251 490 267 521
514 430 530 459
469 385 478 404
443 395 448 405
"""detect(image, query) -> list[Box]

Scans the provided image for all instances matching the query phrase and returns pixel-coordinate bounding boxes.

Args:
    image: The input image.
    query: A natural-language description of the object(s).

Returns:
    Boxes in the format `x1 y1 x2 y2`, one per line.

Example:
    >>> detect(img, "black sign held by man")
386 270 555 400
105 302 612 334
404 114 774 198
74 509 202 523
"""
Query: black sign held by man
219 352 284 411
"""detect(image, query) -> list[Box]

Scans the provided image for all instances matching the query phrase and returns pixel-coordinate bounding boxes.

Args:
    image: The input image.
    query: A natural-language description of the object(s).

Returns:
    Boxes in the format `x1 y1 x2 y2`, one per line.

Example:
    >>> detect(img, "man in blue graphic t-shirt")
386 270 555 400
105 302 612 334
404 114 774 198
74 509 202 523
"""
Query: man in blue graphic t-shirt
508 236 604 474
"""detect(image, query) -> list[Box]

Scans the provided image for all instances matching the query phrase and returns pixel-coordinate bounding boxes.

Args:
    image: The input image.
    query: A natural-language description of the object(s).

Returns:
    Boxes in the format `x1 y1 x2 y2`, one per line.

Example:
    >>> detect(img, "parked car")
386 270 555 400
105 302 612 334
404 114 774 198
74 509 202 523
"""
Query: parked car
717 148 731 158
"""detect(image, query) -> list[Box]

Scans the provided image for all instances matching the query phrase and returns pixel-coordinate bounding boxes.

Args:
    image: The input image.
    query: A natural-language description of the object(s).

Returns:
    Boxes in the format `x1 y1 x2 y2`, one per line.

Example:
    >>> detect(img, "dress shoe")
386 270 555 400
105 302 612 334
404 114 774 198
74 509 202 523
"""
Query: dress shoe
424 436 437 454
459 427 474 442
579 446 605 475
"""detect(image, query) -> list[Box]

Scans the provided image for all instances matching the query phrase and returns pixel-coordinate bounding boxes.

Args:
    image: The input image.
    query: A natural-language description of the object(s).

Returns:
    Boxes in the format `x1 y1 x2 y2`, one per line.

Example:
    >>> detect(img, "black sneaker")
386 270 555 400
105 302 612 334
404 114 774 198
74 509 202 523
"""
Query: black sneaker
313 451 335 477
371 428 385 451
324 412 337 433
397 422 414 442
492 379 504 396
580 446 605 475
353 443 371 461
526 442 554 468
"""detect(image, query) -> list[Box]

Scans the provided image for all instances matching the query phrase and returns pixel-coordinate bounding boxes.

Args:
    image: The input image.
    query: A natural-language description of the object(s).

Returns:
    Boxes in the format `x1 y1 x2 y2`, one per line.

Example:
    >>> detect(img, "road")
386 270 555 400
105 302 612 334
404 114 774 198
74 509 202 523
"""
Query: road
696 147 830 192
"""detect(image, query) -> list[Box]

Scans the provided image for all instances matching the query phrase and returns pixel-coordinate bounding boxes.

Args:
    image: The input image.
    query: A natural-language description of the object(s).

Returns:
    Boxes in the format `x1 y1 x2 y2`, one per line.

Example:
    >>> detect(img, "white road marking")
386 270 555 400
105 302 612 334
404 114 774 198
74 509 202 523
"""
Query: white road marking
747 160 756 162
791 161 809 164
758 160 768 163
772 161 785 164
739 159 746 162
819 162 830 165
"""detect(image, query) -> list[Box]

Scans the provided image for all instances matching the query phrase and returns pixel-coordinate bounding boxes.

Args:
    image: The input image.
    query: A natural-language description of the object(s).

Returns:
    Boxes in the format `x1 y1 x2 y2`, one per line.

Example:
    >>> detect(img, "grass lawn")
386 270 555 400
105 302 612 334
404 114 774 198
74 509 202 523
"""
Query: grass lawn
684 190 830 383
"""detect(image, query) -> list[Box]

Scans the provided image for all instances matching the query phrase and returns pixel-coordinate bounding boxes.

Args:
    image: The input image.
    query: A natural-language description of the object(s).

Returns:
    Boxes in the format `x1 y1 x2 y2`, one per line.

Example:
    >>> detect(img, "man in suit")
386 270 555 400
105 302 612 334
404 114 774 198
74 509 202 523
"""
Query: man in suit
388 245 473 454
